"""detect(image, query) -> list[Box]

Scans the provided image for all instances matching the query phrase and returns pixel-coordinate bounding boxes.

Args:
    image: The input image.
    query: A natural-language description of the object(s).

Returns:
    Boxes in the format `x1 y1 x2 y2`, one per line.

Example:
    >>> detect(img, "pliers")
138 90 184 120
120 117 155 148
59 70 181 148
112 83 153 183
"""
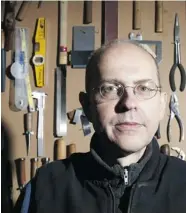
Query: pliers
169 13 186 92
167 93 184 142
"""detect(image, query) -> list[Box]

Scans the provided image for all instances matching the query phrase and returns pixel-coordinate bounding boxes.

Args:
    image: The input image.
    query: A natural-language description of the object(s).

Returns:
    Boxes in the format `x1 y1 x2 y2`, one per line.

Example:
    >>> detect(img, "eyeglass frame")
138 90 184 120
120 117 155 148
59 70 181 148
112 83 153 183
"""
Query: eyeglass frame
91 80 162 101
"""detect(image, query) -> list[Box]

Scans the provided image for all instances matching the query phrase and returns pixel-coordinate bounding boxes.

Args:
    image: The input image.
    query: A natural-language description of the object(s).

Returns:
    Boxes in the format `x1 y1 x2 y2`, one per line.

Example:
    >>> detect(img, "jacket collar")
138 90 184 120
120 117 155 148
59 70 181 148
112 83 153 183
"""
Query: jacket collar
86 133 159 186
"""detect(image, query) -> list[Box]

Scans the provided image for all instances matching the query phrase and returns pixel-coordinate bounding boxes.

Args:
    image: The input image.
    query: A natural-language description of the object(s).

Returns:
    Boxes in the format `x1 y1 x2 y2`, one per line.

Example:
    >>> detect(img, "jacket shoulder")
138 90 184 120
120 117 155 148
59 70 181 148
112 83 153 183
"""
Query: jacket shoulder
161 154 186 182
36 152 91 180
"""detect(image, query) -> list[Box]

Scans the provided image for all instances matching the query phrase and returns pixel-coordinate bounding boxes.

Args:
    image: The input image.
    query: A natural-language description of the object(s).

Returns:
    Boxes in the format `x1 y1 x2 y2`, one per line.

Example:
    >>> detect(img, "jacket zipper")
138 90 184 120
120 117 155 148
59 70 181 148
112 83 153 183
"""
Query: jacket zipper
108 184 115 213
124 168 129 186
127 184 136 213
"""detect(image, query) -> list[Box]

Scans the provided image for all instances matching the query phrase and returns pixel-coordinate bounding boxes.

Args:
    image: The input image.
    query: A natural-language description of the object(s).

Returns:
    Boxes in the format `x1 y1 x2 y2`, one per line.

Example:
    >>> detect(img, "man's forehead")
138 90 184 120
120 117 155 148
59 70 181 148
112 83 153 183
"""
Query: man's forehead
99 44 157 72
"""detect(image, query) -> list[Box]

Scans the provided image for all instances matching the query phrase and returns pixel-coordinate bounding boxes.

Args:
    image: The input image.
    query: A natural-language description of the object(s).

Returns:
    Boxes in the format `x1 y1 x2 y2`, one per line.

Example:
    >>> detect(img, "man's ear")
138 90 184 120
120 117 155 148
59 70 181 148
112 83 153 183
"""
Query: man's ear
79 91 92 122
160 92 167 121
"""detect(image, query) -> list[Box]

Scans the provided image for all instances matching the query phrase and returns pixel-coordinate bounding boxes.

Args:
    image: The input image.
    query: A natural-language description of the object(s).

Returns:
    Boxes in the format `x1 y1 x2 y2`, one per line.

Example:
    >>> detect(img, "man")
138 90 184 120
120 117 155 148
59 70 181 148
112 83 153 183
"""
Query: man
14 40 186 213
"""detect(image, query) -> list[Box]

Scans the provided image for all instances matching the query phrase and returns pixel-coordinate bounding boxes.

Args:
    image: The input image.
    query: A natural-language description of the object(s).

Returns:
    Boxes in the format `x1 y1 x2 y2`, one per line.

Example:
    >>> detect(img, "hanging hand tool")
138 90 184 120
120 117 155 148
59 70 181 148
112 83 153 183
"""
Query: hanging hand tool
67 143 76 158
171 147 185 160
167 93 184 142
10 27 29 111
101 1 118 44
16 1 32 21
133 0 141 30
55 1 68 137
32 91 47 157
41 157 50 165
17 158 26 190
30 158 38 179
32 18 46 87
169 13 186 92
84 1 92 24
4 1 16 51
160 144 170 156
38 1 43 8
54 139 66 160
1 30 6 92
155 1 163 33
24 112 34 155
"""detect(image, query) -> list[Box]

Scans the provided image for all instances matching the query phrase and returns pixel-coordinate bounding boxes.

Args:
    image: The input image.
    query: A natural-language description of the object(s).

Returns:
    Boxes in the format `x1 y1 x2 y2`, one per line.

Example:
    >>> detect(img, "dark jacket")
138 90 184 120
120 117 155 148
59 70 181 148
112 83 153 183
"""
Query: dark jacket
14 134 186 213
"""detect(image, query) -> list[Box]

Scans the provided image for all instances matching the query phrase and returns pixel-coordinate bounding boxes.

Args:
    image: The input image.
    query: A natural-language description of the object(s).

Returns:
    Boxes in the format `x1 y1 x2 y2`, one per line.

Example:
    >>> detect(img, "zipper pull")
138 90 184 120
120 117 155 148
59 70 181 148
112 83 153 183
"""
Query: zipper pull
124 168 129 185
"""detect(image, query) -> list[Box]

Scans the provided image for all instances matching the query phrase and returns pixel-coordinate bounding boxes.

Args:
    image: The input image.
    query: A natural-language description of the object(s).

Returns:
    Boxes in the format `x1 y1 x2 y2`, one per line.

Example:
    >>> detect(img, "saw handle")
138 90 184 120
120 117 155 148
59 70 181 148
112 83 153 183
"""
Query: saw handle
155 1 163 33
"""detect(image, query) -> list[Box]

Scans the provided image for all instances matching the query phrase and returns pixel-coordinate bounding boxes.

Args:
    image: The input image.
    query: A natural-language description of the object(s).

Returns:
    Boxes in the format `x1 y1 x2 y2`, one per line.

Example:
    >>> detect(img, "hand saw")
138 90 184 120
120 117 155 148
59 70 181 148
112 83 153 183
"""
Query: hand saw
32 17 46 88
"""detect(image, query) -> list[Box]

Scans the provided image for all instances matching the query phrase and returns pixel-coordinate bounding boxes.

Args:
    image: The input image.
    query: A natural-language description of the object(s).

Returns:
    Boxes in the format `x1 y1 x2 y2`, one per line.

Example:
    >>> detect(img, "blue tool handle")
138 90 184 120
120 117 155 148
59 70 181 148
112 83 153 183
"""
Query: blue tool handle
1 48 6 92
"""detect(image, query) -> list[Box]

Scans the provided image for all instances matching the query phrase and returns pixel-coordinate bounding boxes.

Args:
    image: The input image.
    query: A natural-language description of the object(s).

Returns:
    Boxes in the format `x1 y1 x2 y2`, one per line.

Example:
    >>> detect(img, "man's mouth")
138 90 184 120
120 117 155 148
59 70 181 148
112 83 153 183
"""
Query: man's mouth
115 122 142 131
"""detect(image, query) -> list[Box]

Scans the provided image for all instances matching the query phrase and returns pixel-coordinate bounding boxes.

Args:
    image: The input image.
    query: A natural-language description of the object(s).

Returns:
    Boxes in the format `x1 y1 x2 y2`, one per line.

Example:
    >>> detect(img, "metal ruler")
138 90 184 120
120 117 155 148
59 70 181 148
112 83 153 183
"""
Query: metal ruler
55 1 68 137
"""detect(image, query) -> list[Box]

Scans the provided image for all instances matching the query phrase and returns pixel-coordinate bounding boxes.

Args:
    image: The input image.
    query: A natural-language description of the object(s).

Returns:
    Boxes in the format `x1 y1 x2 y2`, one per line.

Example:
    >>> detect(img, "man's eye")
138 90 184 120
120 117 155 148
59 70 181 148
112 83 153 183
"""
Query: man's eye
137 85 152 92
103 85 116 92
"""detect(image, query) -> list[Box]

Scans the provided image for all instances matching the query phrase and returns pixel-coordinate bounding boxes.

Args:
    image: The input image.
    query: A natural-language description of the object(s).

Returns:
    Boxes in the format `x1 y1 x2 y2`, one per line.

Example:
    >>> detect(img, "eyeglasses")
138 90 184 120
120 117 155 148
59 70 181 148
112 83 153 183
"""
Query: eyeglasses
92 80 161 101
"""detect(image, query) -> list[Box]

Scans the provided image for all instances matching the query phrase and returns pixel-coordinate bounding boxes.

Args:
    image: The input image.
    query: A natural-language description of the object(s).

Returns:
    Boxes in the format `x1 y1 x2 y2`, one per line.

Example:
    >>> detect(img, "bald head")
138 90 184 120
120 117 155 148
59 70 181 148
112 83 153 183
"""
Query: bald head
85 40 160 95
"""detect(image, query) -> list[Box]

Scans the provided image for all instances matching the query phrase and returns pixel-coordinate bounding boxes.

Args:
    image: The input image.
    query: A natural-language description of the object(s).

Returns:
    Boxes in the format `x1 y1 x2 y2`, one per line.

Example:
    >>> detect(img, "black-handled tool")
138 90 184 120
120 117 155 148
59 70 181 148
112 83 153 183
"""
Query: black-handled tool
169 13 186 92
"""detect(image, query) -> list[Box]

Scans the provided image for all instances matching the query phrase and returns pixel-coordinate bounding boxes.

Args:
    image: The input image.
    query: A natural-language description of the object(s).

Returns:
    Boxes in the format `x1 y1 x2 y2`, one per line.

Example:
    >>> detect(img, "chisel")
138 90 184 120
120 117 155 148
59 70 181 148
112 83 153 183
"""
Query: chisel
41 157 50 165
84 1 92 24
155 1 163 33
133 0 141 30
67 143 76 158
18 158 26 190
54 139 66 160
55 1 68 137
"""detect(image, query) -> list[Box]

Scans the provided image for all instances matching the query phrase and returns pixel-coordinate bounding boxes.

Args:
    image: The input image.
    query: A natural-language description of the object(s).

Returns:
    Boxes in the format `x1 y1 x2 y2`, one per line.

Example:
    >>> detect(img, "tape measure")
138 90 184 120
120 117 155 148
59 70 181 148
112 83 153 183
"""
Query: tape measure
32 18 46 88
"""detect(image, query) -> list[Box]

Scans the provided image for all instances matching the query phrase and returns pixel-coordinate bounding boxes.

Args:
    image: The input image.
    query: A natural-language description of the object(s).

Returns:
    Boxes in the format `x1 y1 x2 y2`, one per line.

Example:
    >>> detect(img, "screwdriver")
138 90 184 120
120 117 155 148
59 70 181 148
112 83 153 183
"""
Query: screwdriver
24 112 34 155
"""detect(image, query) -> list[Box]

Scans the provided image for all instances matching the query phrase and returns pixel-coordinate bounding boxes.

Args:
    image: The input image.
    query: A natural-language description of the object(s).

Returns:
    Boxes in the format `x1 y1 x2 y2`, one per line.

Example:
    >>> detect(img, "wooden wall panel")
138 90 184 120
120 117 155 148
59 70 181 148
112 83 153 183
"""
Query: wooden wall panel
1 1 186 204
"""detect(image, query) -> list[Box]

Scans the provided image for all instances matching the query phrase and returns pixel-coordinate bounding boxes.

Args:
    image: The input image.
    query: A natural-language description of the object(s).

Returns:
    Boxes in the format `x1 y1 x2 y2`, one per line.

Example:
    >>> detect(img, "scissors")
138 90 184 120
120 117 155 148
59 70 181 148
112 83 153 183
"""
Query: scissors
167 93 184 142
169 13 186 92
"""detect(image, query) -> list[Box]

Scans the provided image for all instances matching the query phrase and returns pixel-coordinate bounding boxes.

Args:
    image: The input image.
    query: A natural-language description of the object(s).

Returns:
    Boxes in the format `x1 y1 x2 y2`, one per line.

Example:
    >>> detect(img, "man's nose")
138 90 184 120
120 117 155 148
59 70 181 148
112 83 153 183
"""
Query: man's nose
116 87 138 112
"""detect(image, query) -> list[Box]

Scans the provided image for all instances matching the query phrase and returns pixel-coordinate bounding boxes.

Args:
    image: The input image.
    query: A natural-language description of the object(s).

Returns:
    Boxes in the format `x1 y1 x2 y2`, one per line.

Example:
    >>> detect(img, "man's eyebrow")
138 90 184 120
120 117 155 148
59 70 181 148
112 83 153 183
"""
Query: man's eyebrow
100 78 154 85
133 79 154 84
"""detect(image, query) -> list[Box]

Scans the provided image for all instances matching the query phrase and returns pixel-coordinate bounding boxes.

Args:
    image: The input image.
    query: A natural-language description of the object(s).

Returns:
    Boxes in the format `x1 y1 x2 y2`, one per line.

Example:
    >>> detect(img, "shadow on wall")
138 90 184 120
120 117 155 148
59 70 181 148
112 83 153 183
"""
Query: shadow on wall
1 119 14 213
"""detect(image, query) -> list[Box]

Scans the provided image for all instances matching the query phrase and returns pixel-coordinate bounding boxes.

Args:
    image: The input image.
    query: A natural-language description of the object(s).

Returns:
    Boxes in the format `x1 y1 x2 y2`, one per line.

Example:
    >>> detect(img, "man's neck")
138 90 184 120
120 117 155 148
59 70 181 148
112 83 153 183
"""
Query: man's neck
95 133 148 167
117 146 146 167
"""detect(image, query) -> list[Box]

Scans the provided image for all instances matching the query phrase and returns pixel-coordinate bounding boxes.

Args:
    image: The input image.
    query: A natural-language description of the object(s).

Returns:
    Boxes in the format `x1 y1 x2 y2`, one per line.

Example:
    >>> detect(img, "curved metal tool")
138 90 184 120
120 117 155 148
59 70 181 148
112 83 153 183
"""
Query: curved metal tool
169 13 186 92
171 147 185 160
167 93 184 142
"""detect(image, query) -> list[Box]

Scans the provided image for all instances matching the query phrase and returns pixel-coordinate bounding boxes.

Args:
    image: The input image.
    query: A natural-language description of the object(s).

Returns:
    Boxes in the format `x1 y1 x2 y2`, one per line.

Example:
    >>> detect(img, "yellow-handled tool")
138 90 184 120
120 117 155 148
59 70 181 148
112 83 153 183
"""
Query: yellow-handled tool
32 17 46 87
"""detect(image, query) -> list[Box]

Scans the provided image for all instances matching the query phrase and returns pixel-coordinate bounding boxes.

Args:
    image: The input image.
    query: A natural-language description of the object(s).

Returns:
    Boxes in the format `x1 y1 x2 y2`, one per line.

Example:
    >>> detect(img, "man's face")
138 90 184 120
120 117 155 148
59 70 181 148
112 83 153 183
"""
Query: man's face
87 43 167 152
